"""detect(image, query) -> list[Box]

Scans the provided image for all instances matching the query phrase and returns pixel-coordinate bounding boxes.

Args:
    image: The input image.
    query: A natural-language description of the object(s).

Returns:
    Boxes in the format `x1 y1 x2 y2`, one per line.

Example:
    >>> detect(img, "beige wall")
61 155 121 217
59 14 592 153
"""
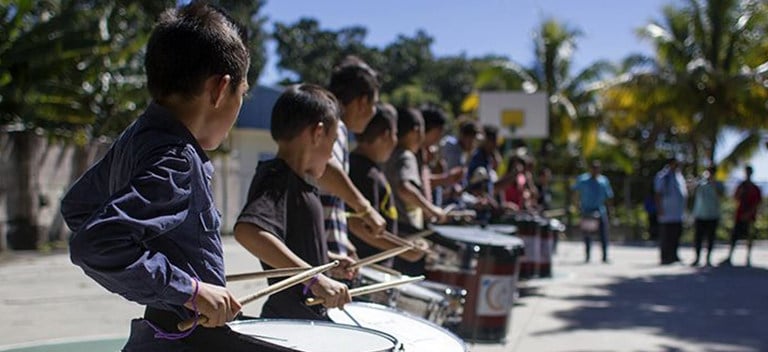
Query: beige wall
212 128 277 233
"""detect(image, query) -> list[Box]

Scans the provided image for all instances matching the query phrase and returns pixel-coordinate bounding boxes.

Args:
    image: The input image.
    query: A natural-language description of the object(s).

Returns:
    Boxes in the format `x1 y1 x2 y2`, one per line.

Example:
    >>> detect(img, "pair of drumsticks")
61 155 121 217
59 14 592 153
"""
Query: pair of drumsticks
178 230 435 331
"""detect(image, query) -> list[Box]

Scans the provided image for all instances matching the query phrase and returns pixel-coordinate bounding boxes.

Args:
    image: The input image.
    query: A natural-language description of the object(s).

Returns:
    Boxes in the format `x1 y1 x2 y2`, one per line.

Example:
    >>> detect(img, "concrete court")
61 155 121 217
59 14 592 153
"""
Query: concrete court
0 237 766 352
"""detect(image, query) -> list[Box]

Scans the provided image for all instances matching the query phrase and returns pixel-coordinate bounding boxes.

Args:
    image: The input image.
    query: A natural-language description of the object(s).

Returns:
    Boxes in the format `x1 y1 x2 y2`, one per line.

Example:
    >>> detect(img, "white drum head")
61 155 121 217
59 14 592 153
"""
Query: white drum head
228 319 398 352
328 303 467 352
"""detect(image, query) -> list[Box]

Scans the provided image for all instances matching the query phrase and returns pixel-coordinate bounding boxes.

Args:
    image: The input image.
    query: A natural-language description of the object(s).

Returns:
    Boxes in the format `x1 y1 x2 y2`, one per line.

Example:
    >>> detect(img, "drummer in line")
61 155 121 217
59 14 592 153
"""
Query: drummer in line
347 103 428 266
63 3 290 351
384 107 448 276
234 84 353 320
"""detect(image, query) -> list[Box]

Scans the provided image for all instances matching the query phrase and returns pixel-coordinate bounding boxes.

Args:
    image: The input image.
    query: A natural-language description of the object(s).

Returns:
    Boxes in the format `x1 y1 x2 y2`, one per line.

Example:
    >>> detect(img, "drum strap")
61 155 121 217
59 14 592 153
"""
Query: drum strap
144 307 188 333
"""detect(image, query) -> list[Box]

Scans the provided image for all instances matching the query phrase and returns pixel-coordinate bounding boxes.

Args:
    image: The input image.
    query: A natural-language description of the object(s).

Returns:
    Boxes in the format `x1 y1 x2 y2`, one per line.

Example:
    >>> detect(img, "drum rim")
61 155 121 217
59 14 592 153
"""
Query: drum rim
328 302 468 351
228 318 400 348
431 225 524 248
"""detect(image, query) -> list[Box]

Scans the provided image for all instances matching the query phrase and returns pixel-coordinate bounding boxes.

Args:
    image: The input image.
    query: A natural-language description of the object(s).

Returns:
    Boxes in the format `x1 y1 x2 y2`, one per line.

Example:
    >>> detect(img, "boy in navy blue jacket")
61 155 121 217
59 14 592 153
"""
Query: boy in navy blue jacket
62 3 289 351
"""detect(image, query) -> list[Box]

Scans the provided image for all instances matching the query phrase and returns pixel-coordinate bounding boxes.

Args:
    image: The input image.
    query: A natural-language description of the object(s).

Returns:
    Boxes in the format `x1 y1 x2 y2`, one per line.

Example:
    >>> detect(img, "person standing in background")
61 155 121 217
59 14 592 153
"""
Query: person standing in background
655 157 688 265
691 165 723 267
721 165 762 267
571 160 614 263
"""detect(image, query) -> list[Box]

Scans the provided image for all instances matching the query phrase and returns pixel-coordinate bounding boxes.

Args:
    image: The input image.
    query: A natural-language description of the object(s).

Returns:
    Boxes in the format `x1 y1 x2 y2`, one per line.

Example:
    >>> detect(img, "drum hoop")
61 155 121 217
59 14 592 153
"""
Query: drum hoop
228 318 400 348
431 225 524 249
334 302 468 351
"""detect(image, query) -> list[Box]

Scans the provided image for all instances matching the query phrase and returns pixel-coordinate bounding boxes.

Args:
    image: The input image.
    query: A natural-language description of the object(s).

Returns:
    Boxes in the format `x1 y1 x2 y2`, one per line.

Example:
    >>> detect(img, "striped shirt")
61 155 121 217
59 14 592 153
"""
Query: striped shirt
320 121 351 255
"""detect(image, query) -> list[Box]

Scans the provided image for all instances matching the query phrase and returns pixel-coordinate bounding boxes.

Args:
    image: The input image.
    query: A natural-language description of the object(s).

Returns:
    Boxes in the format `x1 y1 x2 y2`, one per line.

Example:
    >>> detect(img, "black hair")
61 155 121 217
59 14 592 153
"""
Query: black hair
396 107 424 139
328 55 380 106
270 84 340 142
421 107 448 133
458 120 480 137
356 103 396 144
483 125 499 140
145 1 250 100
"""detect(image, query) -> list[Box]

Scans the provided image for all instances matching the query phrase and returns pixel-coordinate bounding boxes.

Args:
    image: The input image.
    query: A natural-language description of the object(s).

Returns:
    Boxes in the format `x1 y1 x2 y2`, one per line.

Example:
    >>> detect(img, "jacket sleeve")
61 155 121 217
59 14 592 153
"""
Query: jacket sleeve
66 147 195 306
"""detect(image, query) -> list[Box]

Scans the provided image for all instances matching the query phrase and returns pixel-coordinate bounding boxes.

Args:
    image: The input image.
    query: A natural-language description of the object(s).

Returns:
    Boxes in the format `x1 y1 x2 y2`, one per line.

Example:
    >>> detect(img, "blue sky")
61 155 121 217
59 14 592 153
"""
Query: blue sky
257 0 767 180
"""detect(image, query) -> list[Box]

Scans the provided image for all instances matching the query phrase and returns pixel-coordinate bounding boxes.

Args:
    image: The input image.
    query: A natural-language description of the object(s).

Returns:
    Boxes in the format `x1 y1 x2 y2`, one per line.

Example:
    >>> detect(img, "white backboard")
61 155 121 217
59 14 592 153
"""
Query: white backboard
478 91 549 138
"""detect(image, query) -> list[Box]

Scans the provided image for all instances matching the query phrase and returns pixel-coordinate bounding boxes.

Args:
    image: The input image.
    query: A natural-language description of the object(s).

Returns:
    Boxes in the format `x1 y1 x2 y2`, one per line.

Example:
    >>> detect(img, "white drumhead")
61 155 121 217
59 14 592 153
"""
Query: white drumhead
328 303 467 352
228 319 397 352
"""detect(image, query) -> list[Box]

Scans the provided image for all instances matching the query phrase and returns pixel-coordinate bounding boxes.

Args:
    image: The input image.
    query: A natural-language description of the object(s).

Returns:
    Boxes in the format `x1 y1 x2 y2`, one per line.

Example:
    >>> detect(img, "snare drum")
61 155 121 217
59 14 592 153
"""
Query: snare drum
356 267 454 326
355 266 398 307
328 302 467 352
229 319 401 352
506 214 544 279
416 280 467 330
425 225 524 342
395 278 448 324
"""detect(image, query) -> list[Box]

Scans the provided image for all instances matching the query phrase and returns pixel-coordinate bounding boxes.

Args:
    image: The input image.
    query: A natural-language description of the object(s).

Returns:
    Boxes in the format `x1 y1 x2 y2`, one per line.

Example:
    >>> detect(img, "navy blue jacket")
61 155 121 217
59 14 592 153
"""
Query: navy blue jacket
62 103 224 318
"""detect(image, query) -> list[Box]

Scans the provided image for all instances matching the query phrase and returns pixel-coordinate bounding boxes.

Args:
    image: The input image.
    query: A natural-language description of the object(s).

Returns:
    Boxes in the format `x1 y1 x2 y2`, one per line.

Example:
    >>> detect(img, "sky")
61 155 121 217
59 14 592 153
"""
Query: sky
257 0 767 181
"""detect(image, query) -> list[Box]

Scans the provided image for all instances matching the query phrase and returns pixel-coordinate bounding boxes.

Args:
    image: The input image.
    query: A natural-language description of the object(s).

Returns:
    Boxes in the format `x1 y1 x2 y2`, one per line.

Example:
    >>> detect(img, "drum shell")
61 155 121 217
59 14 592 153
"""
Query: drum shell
353 268 397 307
415 280 467 329
424 226 523 343
426 257 518 342
355 267 451 325
509 215 553 279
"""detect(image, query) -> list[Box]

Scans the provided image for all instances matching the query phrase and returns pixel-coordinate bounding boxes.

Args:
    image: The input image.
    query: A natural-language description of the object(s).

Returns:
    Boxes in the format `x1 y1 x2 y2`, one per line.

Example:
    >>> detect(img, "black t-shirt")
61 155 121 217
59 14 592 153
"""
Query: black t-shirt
347 152 398 266
237 158 328 320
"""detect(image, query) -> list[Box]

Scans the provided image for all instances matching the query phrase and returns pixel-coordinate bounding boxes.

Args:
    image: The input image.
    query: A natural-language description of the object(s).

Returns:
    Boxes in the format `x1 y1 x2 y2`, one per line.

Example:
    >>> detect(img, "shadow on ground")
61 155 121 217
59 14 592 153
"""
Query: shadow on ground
533 265 768 351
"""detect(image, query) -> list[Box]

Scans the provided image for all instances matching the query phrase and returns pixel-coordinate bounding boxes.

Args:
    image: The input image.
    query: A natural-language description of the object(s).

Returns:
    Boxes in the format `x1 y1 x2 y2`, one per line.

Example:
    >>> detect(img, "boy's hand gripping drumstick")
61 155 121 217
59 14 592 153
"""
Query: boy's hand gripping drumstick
178 261 340 331
305 275 425 306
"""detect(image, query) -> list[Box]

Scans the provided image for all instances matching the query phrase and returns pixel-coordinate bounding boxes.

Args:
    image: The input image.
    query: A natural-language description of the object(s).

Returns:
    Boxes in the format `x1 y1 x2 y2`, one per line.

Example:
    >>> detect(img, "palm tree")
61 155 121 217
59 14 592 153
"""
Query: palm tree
604 0 768 173
465 19 616 172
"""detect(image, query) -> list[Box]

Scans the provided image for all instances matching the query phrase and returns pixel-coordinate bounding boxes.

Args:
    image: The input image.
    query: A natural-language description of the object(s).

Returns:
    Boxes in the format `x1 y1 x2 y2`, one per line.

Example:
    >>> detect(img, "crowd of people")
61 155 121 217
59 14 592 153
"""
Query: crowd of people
654 159 762 267
57 3 763 351
58 3 554 350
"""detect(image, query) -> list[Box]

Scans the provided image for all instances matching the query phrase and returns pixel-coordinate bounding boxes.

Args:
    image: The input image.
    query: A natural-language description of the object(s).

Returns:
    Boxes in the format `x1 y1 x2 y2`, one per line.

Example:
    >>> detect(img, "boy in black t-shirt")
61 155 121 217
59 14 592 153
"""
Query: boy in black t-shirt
234 84 352 320
347 104 426 266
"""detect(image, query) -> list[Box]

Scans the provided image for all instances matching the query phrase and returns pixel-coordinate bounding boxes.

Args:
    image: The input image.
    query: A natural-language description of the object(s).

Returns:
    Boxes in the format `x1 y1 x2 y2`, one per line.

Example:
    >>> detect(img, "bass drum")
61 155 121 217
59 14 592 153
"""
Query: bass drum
328 302 467 352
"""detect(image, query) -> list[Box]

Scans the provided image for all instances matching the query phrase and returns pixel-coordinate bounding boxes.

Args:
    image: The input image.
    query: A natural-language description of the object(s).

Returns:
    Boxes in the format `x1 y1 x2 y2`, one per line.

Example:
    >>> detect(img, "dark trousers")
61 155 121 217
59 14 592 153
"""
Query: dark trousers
647 212 659 241
693 219 718 264
659 222 683 264
584 215 608 262
122 307 294 352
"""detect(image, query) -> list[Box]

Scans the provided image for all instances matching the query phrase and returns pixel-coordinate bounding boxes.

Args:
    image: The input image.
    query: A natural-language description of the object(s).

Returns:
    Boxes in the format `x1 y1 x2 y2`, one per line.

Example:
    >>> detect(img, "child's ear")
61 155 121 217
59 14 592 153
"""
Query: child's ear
211 74 232 108
311 122 325 145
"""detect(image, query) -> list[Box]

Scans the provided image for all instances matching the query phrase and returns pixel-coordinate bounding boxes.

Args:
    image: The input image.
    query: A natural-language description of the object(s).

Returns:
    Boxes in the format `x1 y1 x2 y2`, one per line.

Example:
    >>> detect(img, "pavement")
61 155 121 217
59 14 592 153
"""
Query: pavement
0 238 766 352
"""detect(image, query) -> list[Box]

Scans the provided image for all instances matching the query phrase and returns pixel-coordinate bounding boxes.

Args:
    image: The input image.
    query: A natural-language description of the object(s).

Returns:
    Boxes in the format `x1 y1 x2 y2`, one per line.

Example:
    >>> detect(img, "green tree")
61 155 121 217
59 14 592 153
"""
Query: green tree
272 18 372 86
468 19 615 172
1 0 119 249
606 0 768 173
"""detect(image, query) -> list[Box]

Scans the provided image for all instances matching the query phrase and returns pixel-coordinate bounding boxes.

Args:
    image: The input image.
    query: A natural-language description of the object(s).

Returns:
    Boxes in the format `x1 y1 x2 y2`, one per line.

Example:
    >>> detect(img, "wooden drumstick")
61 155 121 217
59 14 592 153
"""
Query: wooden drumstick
380 231 437 256
305 275 425 306
403 229 435 242
442 204 457 214
178 261 340 331
226 267 315 282
348 245 413 270
368 263 402 277
446 209 477 218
